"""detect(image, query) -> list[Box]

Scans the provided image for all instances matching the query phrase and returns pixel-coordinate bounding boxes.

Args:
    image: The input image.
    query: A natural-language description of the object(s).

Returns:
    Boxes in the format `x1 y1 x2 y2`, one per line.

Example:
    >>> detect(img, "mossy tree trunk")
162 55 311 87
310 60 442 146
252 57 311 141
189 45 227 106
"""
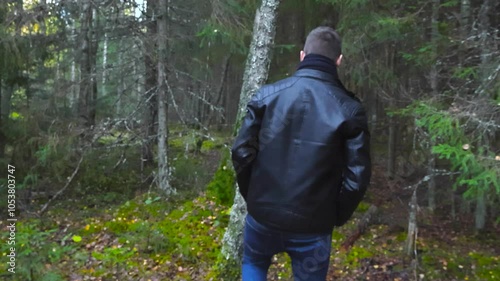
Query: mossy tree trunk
219 0 280 278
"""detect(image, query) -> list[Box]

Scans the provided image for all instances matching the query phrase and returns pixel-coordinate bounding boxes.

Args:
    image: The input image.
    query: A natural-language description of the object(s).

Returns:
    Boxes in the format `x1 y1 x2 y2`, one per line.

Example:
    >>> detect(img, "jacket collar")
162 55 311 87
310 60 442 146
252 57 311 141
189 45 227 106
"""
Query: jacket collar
295 54 339 80
294 68 339 84
293 69 360 102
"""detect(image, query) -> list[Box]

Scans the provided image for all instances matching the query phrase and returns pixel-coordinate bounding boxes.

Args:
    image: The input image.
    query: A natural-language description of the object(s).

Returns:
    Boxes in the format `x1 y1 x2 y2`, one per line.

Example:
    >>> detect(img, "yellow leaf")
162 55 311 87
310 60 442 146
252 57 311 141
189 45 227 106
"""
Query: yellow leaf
9 112 23 120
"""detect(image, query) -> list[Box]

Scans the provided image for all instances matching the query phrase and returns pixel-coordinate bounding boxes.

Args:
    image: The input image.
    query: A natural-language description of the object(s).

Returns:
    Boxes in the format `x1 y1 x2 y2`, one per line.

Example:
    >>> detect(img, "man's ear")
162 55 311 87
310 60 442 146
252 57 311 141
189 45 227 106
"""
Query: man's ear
300 50 306 62
336 54 343 66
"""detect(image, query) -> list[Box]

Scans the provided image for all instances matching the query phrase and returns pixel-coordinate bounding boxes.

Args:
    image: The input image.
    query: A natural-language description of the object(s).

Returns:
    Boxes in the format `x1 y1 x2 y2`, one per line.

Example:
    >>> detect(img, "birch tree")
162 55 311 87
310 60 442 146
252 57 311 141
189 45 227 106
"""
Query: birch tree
219 0 280 277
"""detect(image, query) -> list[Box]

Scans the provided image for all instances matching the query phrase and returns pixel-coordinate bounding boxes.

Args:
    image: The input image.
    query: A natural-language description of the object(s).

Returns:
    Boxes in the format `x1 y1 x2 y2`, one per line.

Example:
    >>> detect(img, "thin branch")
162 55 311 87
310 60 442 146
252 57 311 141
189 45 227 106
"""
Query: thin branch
38 154 84 215
403 170 460 190
166 78 186 125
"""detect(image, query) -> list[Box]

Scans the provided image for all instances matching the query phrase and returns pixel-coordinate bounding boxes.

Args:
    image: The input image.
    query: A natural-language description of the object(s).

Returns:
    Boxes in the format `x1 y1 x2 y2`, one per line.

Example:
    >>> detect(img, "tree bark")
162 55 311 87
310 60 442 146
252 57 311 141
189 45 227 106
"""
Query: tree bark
89 7 98 125
77 0 97 127
208 54 231 128
142 0 158 169
0 80 4 158
219 0 280 277
427 152 436 212
387 106 396 179
474 0 491 231
386 46 397 180
427 0 440 213
70 19 79 112
156 0 173 195
116 38 124 115
458 0 470 68
0 83 13 158
475 188 486 230
102 32 108 97
406 188 418 256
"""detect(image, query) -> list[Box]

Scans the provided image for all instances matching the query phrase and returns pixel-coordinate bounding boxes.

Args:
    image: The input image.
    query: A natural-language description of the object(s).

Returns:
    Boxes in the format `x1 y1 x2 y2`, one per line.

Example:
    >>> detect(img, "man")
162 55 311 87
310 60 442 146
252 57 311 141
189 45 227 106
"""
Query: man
231 26 371 281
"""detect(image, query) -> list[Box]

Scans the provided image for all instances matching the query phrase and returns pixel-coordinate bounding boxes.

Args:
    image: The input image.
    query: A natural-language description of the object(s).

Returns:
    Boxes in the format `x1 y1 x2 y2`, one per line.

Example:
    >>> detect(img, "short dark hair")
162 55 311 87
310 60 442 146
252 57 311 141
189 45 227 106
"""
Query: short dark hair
303 27 342 61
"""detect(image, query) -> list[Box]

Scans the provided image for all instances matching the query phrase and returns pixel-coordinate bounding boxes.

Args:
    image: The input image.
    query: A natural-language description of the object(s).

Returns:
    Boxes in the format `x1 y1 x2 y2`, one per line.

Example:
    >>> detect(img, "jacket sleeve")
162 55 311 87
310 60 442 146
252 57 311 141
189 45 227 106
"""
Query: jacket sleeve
335 106 372 226
231 94 264 201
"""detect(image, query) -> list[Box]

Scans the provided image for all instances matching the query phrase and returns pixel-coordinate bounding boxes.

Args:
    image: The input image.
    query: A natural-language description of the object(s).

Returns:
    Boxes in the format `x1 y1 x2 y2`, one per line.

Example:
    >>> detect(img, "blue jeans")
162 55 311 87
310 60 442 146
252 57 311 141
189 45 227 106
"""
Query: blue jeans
242 214 332 281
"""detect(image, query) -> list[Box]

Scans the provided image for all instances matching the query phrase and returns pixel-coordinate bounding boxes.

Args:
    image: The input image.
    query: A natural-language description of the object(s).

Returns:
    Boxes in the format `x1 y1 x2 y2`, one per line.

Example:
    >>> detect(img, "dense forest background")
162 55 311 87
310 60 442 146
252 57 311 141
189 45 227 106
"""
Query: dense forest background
0 0 499 280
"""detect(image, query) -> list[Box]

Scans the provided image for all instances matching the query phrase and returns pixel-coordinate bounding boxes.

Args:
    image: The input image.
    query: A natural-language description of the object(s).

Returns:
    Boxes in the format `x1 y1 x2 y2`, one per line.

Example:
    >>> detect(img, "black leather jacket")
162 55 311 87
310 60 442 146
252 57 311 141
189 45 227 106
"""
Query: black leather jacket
231 68 371 234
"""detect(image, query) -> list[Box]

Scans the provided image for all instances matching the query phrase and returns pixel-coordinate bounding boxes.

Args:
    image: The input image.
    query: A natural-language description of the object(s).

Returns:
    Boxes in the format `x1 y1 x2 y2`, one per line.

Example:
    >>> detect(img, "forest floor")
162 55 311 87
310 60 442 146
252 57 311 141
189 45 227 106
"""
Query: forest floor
1 138 499 281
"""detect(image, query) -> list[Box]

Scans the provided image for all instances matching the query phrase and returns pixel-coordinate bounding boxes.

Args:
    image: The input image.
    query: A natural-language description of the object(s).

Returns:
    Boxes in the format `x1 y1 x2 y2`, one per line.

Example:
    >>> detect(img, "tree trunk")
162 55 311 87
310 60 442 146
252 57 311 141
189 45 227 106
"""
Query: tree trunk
387 107 396 179
219 0 280 277
142 0 158 169
451 180 457 220
0 80 4 158
1 85 12 126
39 0 46 34
406 188 418 256
427 153 436 212
477 0 491 97
474 0 491 231
70 18 79 113
89 7 98 125
78 0 96 127
427 0 440 213
475 188 486 230
116 38 124 116
102 32 108 97
208 54 231 127
459 0 470 68
156 0 172 195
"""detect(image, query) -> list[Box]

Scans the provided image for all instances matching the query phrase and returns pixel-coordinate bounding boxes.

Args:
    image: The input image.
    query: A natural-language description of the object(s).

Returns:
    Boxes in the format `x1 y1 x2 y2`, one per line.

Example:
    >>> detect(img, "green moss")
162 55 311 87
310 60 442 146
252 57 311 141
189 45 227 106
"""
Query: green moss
331 230 345 245
201 139 217 152
343 245 373 268
356 202 371 213
417 239 500 281
210 253 241 281
468 252 500 280
155 196 229 263
395 231 407 242
206 151 236 206
169 137 186 149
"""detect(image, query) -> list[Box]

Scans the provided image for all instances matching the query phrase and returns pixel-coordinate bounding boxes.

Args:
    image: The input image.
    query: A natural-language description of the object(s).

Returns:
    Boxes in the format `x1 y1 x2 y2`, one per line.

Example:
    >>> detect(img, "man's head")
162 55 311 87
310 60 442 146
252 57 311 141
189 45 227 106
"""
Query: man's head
300 26 343 66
